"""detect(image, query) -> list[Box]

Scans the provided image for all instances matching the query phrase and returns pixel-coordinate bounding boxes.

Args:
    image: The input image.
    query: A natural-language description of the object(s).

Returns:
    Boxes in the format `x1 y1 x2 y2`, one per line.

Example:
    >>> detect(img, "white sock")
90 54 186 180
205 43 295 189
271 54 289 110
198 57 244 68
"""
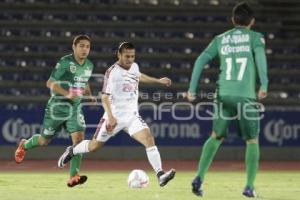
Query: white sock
73 140 90 155
146 146 162 174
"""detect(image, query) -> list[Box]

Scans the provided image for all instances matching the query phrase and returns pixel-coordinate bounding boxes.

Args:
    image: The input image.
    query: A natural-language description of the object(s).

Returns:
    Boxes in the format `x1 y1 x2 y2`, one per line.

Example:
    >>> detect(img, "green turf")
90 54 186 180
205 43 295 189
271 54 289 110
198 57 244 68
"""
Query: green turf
0 171 299 200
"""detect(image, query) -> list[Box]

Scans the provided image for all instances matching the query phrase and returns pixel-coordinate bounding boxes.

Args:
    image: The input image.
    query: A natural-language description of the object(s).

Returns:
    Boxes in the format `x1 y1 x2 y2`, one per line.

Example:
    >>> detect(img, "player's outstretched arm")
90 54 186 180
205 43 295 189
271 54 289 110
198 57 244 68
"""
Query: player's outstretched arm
139 73 171 87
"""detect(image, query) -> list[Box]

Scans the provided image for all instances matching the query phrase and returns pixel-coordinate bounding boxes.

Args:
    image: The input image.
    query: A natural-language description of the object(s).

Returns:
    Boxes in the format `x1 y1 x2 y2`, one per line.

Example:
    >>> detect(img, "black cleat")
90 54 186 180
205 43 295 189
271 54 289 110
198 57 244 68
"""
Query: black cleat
192 176 203 197
242 186 257 198
158 169 176 187
58 146 74 168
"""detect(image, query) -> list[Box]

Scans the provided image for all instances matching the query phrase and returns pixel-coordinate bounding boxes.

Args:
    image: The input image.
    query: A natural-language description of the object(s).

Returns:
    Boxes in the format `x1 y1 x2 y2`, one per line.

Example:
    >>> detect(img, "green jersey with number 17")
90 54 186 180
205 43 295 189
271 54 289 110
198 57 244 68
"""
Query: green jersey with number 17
204 27 266 99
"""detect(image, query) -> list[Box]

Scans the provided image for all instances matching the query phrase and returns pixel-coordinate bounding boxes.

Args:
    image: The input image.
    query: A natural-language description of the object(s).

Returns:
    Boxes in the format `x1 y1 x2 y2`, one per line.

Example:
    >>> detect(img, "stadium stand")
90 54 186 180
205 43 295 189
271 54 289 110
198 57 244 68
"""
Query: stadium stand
0 0 299 107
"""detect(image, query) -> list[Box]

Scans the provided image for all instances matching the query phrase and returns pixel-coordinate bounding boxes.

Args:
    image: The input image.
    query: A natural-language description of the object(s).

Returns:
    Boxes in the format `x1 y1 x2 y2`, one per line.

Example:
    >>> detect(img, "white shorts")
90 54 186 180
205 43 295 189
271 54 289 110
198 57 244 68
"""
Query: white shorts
93 114 149 142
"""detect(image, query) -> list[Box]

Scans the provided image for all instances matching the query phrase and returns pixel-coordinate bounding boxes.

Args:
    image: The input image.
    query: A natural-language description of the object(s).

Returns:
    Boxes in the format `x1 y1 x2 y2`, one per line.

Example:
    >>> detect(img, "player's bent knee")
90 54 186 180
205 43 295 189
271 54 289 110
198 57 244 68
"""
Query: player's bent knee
89 143 98 152
72 138 84 145
145 135 155 147
71 132 85 145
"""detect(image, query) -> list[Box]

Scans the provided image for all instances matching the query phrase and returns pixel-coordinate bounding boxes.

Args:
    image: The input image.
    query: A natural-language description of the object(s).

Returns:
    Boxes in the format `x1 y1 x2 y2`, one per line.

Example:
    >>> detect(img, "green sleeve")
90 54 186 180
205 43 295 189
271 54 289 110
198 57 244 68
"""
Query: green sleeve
188 38 218 94
253 35 268 92
49 60 67 81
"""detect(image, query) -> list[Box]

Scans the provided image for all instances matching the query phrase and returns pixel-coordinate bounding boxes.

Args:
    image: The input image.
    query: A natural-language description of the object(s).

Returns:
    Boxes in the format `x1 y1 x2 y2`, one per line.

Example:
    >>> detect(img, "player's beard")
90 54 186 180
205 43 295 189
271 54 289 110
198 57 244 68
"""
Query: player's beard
117 60 133 69
124 62 133 69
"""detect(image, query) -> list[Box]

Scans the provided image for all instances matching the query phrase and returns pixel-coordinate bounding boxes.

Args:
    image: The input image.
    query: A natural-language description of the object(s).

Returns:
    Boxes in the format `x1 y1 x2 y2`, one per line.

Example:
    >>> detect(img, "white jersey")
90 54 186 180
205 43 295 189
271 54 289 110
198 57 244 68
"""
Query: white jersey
102 62 140 117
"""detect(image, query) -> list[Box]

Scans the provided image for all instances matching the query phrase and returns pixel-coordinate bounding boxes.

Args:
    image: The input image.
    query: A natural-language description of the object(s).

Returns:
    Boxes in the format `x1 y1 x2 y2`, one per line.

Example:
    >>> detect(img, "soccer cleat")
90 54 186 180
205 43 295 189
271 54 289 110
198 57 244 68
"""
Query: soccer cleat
58 146 74 168
67 174 88 187
158 169 176 187
192 176 203 197
243 186 257 198
15 139 27 164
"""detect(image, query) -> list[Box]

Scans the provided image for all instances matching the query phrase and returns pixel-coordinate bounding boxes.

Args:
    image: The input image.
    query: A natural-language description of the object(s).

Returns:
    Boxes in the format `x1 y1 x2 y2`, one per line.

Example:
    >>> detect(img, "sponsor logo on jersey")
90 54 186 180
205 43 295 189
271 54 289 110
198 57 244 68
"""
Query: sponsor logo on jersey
220 45 250 55
122 83 138 92
69 87 84 96
74 76 89 82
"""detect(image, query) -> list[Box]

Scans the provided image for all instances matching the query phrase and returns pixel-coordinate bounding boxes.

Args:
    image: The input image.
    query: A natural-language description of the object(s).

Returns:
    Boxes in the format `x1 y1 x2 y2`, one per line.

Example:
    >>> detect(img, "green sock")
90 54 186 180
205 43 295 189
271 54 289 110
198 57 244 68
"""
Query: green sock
245 143 259 189
197 137 221 181
70 154 83 177
24 134 40 150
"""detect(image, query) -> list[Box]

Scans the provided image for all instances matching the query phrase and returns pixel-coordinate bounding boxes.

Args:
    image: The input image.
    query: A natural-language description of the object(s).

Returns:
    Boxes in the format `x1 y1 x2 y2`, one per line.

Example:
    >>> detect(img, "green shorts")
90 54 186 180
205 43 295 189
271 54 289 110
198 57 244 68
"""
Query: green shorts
212 95 260 140
41 100 86 139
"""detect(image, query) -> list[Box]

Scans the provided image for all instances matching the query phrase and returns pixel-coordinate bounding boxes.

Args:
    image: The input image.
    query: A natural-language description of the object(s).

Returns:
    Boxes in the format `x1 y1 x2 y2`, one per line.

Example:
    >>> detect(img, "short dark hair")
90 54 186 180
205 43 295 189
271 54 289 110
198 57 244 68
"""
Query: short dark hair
73 35 91 46
117 42 135 53
232 2 254 26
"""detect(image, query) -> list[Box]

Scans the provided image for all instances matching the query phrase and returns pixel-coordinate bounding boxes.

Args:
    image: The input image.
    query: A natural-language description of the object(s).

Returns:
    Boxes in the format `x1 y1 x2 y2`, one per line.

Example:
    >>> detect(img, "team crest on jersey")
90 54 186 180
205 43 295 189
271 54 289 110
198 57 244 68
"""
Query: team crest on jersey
260 38 265 44
70 65 76 73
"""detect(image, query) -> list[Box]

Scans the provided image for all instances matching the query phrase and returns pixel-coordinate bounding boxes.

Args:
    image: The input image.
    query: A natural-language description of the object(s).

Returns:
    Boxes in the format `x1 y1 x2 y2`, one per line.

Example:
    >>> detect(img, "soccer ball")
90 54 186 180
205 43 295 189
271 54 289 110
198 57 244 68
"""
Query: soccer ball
127 169 149 188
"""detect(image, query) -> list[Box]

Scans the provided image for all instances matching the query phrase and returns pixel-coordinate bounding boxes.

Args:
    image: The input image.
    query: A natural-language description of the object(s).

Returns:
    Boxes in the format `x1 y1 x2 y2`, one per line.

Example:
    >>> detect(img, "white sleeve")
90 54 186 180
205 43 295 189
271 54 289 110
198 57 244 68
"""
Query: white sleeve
134 63 141 77
102 68 114 94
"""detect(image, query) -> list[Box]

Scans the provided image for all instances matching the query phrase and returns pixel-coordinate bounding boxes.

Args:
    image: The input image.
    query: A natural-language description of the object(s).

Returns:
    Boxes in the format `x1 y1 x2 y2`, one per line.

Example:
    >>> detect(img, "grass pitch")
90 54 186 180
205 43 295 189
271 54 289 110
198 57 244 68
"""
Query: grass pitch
0 171 299 200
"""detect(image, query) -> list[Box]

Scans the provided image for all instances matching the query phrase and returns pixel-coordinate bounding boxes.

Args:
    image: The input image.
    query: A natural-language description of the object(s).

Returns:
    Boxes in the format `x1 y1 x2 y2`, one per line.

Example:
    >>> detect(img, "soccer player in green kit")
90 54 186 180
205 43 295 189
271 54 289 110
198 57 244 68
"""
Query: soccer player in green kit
186 2 268 198
15 35 96 187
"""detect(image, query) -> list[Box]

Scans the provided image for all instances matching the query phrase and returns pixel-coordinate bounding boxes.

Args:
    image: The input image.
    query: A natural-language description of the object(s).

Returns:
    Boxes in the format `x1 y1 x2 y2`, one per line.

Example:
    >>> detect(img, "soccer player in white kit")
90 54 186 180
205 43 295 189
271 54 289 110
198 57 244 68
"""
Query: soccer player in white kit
58 42 176 187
